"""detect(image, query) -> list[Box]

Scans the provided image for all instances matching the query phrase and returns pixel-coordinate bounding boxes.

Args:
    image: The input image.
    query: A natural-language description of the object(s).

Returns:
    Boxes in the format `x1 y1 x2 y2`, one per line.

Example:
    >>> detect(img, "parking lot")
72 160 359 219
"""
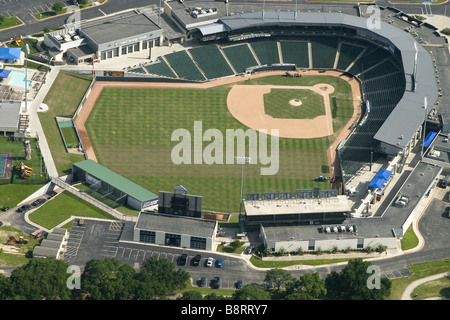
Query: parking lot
63 219 266 289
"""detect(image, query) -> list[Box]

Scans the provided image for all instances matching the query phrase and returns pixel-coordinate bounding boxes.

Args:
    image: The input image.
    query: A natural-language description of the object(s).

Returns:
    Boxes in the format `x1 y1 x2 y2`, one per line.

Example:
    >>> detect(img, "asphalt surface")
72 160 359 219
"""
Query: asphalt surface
0 0 155 42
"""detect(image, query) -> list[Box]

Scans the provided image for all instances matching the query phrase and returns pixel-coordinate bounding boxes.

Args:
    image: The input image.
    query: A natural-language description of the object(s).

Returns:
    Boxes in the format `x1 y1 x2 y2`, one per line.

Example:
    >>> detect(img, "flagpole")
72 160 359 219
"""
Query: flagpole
421 96 427 158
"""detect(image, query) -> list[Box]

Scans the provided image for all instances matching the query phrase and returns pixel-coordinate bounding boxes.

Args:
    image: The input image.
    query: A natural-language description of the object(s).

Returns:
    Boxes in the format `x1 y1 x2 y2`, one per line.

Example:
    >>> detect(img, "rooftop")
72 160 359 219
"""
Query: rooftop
80 11 161 45
243 195 350 216
0 100 21 129
135 212 217 238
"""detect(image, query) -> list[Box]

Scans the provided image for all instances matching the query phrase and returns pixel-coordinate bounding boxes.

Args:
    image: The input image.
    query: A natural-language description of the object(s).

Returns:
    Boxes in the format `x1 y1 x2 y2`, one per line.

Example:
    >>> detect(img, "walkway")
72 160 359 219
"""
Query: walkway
401 272 450 300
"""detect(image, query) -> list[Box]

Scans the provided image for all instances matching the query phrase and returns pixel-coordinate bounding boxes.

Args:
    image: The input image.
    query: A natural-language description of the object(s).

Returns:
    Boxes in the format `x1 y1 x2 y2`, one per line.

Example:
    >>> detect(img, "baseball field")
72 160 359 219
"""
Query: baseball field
82 72 360 212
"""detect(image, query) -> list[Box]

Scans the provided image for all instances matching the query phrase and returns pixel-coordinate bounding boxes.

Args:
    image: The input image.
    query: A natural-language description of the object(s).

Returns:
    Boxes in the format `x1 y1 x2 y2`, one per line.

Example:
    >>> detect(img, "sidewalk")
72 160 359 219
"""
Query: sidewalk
27 67 61 178
401 271 450 300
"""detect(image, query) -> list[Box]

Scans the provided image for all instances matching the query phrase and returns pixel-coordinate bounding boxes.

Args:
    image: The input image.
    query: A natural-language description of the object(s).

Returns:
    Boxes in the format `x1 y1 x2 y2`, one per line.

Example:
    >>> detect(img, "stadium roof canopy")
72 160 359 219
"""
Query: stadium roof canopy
73 160 158 202
216 11 438 150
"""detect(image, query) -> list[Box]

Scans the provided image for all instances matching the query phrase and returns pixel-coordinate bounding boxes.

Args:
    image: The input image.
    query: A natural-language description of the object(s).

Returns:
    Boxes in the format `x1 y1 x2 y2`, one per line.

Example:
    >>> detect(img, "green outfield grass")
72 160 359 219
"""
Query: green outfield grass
85 75 354 212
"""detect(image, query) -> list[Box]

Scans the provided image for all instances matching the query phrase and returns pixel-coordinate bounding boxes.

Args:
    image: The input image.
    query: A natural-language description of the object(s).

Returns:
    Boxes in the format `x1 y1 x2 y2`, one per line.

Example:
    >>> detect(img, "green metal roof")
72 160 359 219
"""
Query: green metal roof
73 160 158 202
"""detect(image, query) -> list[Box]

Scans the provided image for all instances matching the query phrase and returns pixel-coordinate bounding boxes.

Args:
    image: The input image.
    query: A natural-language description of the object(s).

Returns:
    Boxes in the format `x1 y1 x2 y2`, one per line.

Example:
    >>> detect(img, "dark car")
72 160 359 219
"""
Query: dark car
15 204 31 213
192 254 201 266
178 254 187 266
31 198 46 207
244 246 254 254
211 277 220 289
0 221 3 227
216 258 223 268
199 277 206 287
235 280 243 289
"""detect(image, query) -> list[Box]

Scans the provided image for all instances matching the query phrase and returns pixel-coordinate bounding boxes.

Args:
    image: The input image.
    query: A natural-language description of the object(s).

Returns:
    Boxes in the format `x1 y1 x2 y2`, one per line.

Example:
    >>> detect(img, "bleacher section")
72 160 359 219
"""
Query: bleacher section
248 39 280 65
347 46 392 76
221 43 259 73
143 58 178 78
189 44 235 79
310 37 339 69
279 40 309 68
336 42 365 71
164 50 206 81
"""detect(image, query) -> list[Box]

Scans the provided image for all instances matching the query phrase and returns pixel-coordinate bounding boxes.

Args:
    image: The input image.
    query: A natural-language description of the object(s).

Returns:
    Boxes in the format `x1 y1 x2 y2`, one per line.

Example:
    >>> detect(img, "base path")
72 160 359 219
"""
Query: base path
227 83 335 139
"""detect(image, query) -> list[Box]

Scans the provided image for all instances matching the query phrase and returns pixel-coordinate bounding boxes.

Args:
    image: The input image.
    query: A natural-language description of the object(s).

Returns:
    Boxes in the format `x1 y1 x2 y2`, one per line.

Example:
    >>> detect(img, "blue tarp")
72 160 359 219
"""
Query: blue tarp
374 168 392 181
0 47 21 60
423 131 437 148
368 169 392 190
0 69 11 78
368 177 385 189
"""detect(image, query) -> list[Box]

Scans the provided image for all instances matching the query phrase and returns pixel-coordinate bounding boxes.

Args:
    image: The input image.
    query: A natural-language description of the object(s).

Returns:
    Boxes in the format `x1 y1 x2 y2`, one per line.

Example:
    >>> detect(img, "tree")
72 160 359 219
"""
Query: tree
134 256 190 299
0 274 12 300
178 290 203 300
285 272 326 300
53 2 63 12
264 268 293 290
233 284 271 300
78 0 88 4
77 257 137 300
0 15 6 24
9 258 72 300
325 258 391 300
231 239 242 250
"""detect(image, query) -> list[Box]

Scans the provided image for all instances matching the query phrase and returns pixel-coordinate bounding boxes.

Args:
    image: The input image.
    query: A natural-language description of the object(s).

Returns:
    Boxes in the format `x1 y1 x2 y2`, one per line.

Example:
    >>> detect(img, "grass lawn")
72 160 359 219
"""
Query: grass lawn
28 191 116 229
85 75 353 212
388 258 450 300
33 9 67 20
60 126 80 148
400 225 419 251
264 89 325 119
40 71 92 175
0 184 44 208
410 276 450 300
0 16 22 30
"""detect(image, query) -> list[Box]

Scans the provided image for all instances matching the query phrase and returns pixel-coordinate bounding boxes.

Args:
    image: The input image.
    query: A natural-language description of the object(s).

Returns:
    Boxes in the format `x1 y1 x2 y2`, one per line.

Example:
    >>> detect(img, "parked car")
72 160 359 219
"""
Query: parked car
206 257 213 267
192 254 201 266
216 258 223 268
31 198 46 207
235 280 243 289
199 277 206 287
211 277 220 289
15 204 31 213
0 221 3 227
178 253 187 266
244 246 254 254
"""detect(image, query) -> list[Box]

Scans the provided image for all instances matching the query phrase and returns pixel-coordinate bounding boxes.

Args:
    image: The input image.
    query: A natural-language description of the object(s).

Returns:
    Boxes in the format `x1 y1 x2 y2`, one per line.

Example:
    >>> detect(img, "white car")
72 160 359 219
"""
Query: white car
206 257 213 267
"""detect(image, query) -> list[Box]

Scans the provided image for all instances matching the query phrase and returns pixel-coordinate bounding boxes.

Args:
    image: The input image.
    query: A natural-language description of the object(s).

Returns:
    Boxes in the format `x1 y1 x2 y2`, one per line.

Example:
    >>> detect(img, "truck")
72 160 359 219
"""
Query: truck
441 175 450 188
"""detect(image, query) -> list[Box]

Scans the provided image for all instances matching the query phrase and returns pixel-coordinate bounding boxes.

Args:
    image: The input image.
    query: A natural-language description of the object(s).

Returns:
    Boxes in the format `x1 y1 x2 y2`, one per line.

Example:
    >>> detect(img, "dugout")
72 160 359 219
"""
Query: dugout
72 160 158 211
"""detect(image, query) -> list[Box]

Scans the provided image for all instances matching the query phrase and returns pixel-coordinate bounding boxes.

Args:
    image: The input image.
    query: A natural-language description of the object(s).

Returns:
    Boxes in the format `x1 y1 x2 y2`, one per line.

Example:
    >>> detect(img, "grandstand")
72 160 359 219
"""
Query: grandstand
188 44 234 79
163 50 206 81
220 43 258 73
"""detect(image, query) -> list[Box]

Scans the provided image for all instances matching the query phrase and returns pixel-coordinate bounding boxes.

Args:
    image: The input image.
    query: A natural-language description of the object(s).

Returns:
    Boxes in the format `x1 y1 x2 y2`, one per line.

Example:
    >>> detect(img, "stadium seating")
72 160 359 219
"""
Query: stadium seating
248 39 280 65
279 40 309 68
221 43 259 73
188 44 235 79
310 37 339 69
143 58 177 78
336 42 365 71
164 50 206 81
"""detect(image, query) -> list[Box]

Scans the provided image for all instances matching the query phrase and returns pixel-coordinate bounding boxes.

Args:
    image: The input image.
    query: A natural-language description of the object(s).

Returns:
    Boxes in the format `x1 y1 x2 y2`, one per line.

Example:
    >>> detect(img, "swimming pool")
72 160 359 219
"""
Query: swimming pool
8 69 32 89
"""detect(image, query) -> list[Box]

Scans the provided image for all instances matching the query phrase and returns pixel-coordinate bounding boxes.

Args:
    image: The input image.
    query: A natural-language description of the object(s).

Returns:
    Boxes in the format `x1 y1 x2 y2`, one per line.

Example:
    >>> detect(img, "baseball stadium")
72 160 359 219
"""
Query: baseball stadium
73 8 436 209
55 2 448 251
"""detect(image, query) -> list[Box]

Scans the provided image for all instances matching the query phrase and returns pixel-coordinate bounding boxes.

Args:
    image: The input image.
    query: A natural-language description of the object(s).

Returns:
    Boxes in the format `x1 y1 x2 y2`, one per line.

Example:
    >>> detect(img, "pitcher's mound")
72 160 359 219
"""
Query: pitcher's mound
289 99 302 107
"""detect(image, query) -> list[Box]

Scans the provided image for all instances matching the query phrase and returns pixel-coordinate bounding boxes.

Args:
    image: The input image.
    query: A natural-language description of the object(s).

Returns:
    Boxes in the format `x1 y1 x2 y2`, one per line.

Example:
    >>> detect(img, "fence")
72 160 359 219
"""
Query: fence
51 177 137 222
